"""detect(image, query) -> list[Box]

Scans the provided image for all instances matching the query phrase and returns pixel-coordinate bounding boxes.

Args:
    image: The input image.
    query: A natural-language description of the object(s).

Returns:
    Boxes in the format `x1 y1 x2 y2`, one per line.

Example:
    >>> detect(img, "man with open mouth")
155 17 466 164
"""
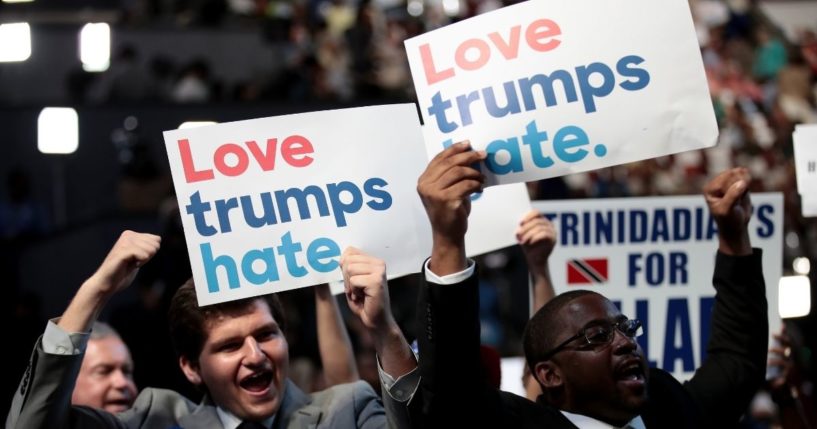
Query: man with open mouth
412 142 768 429
7 234 418 429
70 322 137 414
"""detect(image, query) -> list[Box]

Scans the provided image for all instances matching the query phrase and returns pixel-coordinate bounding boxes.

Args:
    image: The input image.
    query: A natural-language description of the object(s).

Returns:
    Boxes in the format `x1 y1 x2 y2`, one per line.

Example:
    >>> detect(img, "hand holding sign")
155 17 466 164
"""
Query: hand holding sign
767 327 795 392
342 247 392 333
417 141 486 274
517 209 556 274
341 246 417 378
517 209 557 314
703 167 752 256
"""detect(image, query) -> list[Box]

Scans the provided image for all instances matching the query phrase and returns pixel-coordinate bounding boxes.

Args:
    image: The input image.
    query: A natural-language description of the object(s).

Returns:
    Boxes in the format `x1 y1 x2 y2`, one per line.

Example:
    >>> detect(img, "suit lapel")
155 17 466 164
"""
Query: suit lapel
177 380 322 429
178 394 224 428
273 380 320 429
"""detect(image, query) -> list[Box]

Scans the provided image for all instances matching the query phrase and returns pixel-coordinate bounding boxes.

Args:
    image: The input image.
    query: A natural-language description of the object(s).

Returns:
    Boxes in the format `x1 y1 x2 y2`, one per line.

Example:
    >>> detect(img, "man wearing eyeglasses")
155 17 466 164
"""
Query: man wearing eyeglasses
411 142 767 429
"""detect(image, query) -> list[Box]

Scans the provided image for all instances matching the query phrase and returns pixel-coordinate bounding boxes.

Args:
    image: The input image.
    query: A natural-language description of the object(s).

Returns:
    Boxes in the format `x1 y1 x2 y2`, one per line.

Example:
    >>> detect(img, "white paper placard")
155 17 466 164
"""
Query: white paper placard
793 124 817 196
406 0 718 186
802 194 817 218
164 104 431 305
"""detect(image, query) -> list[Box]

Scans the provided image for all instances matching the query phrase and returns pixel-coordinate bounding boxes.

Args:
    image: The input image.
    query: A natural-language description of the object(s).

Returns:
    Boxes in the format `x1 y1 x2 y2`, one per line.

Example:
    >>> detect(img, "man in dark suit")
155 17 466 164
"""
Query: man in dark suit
6 233 417 429
412 141 767 428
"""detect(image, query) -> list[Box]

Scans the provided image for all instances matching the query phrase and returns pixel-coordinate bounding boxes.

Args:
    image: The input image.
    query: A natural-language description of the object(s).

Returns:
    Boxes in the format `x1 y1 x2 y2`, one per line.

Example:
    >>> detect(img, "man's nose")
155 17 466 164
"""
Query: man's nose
611 328 638 354
241 337 267 366
111 369 136 393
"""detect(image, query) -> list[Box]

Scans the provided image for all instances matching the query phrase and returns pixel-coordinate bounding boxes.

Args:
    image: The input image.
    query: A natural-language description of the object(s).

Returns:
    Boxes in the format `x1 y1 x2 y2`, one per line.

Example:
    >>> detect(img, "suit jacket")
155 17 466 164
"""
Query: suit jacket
6 341 409 429
411 250 768 429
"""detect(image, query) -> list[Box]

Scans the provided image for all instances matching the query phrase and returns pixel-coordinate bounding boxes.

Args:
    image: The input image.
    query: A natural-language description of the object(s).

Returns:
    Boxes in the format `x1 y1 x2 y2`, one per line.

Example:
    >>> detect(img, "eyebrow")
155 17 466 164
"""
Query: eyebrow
253 321 280 336
208 321 280 349
580 314 628 329
90 363 124 373
90 363 114 370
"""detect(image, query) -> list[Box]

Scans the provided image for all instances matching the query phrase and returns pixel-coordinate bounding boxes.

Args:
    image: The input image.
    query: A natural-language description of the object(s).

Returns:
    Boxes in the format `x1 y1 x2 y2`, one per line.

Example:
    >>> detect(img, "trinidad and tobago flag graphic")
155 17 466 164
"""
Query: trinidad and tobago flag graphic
566 258 609 285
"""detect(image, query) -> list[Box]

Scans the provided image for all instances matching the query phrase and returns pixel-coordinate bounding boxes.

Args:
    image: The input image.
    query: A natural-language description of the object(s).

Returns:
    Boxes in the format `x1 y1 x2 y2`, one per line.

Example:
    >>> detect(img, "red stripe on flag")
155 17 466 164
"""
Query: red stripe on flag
567 262 593 284
566 258 609 285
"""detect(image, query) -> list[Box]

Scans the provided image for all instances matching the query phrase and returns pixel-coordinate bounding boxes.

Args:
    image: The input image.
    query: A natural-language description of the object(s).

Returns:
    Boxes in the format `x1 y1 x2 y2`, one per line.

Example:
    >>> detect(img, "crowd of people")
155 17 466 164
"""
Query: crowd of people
6 155 813 428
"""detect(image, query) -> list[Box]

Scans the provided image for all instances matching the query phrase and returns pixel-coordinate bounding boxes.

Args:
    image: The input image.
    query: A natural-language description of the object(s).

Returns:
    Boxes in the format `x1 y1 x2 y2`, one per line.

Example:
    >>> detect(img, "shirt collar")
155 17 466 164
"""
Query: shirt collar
560 410 646 429
216 406 275 429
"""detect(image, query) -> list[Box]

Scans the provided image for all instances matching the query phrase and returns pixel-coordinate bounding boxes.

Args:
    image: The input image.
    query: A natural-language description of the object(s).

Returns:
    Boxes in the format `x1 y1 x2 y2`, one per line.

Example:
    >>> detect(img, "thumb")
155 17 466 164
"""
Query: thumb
719 180 747 211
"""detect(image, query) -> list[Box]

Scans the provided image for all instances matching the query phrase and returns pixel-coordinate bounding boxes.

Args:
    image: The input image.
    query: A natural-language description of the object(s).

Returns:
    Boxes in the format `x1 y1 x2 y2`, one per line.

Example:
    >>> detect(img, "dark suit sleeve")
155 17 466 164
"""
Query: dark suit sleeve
5 340 125 429
684 249 768 427
411 264 504 428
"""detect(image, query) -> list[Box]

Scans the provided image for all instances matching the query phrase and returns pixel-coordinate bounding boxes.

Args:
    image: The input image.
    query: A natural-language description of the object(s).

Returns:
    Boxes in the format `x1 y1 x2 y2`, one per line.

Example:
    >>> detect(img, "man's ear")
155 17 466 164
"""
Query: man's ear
179 356 202 386
534 360 563 390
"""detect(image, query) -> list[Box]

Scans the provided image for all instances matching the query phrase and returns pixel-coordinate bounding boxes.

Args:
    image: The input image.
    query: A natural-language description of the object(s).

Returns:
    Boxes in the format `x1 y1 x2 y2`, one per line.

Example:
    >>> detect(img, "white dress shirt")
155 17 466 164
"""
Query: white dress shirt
561 410 646 429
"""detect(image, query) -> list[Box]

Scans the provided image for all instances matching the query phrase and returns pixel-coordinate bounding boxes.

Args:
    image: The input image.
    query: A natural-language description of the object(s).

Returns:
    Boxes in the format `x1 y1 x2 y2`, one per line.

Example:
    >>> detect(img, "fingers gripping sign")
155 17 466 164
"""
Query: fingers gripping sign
341 246 417 379
417 141 487 242
516 209 557 314
768 327 794 391
341 247 392 332
516 209 556 271
418 140 486 274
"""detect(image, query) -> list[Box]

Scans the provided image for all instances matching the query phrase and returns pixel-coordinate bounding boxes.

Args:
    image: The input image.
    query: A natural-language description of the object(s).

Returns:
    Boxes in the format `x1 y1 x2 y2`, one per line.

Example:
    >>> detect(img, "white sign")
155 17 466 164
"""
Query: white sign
533 193 783 381
405 0 717 187
802 195 817 218
164 104 431 306
463 183 532 257
419 125 533 258
793 124 817 195
500 357 527 397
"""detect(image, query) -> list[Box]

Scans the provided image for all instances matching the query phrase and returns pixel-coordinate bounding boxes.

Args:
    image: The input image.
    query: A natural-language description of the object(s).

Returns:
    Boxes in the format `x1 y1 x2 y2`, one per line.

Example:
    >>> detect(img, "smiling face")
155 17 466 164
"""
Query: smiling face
72 336 137 413
180 299 289 422
534 294 648 425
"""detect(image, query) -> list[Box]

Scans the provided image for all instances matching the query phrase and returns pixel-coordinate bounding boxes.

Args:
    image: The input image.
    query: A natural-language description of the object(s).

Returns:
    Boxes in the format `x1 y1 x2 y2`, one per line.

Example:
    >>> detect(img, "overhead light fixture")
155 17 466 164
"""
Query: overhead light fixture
0 23 32 62
778 275 811 319
407 0 424 17
80 23 110 72
38 108 79 154
793 257 810 275
178 121 217 129
442 0 460 17
2 0 35 3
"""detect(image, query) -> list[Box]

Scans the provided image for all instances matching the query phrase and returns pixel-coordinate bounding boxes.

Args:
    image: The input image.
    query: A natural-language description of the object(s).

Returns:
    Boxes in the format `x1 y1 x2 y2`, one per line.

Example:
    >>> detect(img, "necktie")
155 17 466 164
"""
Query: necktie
236 421 267 429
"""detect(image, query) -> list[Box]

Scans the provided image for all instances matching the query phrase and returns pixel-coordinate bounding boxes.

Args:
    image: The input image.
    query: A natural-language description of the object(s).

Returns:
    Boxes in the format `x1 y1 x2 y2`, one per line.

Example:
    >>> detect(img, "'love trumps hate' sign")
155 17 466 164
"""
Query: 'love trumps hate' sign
164 105 431 306
406 0 718 186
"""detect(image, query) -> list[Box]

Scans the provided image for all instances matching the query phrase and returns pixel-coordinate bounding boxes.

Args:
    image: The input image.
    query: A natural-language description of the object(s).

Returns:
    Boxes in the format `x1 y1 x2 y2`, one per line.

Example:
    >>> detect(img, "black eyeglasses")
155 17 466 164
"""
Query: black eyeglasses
542 318 643 360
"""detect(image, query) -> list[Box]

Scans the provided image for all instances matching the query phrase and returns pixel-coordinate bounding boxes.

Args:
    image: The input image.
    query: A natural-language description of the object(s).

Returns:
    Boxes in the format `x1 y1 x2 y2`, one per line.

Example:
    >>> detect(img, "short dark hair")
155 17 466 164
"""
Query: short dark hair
169 279 287 364
523 289 601 371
